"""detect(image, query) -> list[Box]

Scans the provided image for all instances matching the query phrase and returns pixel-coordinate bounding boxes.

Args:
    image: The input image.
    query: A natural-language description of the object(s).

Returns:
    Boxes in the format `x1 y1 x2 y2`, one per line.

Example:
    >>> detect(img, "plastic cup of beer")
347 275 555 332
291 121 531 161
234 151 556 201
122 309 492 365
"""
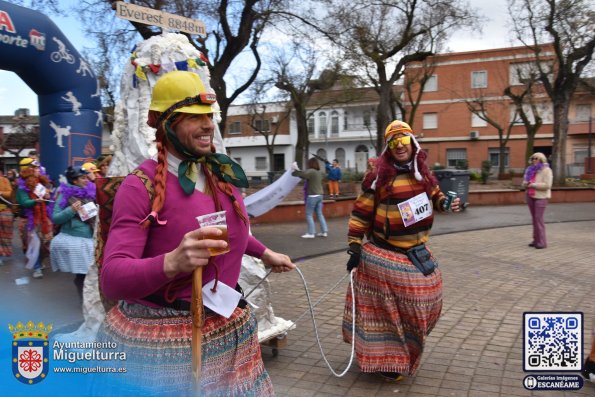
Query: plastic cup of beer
196 210 230 256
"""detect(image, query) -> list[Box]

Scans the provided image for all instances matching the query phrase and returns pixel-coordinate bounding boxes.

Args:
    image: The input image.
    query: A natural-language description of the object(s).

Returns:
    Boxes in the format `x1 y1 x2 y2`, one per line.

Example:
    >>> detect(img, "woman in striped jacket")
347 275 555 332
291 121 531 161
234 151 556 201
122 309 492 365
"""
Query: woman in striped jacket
343 120 460 381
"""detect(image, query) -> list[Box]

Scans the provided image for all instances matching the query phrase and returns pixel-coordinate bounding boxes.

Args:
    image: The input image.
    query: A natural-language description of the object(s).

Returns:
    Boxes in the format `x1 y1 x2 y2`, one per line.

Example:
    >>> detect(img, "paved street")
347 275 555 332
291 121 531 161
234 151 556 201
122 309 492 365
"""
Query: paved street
1 202 594 396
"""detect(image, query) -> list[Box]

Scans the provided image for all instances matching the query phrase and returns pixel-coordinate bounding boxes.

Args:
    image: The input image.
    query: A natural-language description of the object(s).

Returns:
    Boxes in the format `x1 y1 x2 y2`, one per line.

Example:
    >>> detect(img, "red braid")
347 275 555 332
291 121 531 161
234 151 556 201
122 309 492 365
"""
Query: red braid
141 111 170 228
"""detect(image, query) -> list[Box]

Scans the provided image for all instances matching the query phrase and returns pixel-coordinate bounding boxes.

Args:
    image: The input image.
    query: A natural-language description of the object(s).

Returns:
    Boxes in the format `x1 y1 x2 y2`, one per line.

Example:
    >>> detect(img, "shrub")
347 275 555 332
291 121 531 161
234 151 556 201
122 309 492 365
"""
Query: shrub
469 171 482 181
341 170 365 182
480 160 492 184
455 159 469 170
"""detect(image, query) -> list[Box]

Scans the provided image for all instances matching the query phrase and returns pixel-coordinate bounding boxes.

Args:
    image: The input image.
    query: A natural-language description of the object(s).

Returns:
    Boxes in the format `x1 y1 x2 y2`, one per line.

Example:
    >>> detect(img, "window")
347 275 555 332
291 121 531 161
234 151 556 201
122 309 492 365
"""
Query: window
307 113 315 135
316 149 327 167
575 104 592 122
335 148 345 167
228 121 241 134
471 71 487 88
446 149 467 168
423 113 438 129
254 119 270 132
423 75 437 92
574 147 588 165
343 111 349 130
510 102 553 124
233 157 242 166
471 113 487 127
330 111 339 135
488 148 509 167
319 112 327 136
363 111 371 128
255 157 267 170
509 61 552 85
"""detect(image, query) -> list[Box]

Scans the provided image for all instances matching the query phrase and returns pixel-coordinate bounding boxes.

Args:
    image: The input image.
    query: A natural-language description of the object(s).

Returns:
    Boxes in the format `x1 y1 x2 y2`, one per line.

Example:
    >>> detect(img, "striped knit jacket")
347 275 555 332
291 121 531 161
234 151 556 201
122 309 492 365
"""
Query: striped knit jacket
348 173 446 250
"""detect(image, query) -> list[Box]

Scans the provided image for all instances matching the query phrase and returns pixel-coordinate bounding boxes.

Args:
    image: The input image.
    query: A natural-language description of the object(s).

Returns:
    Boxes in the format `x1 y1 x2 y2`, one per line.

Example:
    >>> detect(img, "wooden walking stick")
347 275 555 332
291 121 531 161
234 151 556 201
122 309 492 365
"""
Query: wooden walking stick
191 267 204 395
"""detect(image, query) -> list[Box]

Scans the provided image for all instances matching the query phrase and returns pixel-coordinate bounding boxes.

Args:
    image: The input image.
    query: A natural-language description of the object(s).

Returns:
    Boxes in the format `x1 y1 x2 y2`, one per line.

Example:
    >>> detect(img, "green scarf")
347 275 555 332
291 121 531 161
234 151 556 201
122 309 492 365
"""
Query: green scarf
165 118 248 195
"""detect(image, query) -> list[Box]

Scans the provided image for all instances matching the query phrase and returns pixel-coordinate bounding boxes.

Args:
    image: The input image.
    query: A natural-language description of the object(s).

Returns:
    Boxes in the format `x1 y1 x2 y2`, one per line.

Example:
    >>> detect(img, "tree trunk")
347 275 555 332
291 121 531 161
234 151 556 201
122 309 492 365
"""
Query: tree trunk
375 86 392 155
551 98 571 186
294 103 308 169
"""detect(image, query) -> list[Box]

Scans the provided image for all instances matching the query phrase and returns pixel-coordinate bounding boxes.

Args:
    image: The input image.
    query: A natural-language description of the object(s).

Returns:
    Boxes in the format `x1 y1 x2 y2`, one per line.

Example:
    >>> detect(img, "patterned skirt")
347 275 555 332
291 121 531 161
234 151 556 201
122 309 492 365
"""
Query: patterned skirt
93 302 274 397
343 242 443 375
50 233 93 274
0 208 13 257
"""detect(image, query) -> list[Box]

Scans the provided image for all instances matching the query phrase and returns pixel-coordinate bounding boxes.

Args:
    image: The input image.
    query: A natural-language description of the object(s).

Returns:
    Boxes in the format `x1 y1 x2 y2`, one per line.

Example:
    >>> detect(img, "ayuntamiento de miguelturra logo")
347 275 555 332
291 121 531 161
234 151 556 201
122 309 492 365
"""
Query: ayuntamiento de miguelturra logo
9 321 52 385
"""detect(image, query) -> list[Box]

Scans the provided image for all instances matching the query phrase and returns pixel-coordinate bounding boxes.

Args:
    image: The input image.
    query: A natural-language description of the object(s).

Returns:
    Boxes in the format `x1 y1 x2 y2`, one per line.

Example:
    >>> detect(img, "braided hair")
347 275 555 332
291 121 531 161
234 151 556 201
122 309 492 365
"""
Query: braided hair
143 110 247 228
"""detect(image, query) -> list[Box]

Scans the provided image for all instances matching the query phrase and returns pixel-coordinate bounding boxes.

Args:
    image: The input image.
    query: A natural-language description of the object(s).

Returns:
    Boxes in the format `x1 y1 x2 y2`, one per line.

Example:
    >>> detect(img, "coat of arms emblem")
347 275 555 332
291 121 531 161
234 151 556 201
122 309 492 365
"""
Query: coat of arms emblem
9 320 52 385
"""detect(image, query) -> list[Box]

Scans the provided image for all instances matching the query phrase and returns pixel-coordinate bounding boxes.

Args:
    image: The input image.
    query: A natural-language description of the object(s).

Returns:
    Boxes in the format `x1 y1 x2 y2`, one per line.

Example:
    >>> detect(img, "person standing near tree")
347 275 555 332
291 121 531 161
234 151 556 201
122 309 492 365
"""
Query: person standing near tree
343 120 460 382
521 152 553 249
325 159 342 198
96 71 294 396
292 158 329 238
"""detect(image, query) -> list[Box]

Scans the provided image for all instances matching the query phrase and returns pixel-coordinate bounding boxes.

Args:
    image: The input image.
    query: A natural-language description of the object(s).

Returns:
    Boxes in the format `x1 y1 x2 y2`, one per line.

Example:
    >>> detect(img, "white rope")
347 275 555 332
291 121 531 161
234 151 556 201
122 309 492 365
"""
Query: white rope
294 266 357 378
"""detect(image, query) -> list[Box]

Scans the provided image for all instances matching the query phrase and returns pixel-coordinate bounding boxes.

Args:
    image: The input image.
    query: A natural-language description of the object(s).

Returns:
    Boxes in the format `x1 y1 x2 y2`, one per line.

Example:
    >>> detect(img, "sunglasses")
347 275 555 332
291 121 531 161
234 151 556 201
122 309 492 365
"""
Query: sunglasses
530 157 539 161
387 135 411 149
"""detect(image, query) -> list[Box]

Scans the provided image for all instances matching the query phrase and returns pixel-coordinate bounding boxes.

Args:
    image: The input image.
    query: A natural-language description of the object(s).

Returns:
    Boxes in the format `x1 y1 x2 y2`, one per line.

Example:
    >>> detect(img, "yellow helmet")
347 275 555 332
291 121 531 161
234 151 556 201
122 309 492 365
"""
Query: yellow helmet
384 120 413 142
19 157 39 170
81 162 99 173
149 71 218 115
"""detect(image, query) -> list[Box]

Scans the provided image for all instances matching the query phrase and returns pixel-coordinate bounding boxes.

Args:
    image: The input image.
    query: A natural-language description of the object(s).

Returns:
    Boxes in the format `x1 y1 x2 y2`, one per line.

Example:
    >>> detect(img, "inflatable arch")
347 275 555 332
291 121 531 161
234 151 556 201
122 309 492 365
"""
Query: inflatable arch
0 1 102 182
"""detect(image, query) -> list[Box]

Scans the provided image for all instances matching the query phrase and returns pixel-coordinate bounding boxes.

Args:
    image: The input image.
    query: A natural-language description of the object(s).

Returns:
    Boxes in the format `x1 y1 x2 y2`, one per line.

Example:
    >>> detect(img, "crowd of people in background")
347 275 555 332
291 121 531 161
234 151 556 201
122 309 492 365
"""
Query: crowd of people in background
0 153 112 282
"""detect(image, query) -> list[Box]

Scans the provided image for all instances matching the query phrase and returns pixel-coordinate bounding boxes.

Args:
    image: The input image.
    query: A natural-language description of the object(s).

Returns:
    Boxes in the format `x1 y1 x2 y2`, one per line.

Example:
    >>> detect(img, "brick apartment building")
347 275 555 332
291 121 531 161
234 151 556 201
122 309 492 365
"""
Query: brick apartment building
404 45 594 175
225 45 593 179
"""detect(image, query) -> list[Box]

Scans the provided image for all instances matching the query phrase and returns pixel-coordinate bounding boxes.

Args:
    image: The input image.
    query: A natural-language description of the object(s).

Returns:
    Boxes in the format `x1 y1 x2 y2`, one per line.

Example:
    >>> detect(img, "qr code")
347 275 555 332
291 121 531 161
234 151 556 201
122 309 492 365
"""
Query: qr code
523 312 583 371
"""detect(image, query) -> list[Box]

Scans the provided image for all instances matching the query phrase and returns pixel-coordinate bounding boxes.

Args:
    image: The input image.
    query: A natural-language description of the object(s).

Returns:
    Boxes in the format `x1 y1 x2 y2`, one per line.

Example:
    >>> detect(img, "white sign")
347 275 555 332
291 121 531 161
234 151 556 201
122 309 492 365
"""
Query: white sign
244 169 301 217
33 183 47 199
115 2 206 36
398 192 432 227
78 202 98 222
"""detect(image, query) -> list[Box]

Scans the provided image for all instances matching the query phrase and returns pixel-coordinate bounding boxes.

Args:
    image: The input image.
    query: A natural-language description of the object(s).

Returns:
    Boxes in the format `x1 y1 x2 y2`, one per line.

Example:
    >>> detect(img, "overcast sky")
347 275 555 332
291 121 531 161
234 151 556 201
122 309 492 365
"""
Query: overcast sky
0 0 517 116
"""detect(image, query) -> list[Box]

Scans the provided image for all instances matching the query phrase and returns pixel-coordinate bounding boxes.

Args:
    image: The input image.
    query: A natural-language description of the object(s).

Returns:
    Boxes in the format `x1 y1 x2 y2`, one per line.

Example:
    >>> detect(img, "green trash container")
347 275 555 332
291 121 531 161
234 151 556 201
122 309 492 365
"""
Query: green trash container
433 169 470 209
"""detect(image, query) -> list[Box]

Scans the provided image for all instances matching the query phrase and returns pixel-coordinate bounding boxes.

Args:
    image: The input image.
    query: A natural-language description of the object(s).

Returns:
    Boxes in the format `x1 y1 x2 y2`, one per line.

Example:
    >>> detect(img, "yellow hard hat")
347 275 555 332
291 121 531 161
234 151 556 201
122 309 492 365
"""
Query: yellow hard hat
149 71 218 115
19 157 39 170
384 120 413 142
81 162 99 173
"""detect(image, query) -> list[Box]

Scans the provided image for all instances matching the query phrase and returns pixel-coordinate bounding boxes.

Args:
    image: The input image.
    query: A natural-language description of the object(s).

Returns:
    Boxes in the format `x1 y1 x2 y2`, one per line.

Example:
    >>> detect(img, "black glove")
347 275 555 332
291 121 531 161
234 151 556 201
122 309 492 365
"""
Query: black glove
346 244 361 272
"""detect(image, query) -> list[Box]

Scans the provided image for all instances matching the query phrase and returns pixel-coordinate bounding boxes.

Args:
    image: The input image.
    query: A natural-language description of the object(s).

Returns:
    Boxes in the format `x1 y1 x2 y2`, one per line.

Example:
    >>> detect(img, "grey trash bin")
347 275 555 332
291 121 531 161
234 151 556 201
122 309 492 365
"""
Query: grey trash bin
433 169 470 209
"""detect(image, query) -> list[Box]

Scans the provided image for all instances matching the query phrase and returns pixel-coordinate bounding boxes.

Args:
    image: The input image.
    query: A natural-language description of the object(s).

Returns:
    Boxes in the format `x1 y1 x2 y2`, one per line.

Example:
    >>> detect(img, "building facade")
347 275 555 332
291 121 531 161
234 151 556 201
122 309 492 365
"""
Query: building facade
404 46 594 176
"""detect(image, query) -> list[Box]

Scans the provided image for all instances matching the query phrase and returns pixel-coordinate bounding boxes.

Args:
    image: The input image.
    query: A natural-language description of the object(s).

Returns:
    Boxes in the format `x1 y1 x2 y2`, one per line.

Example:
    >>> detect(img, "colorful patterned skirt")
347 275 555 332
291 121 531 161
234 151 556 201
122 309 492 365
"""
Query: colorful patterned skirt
343 242 443 375
93 301 274 397
0 208 13 257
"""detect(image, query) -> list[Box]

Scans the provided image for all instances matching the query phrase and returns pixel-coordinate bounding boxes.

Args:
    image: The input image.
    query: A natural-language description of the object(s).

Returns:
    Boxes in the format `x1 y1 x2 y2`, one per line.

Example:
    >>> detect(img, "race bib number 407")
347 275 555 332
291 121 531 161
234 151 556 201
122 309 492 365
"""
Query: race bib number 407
398 192 432 227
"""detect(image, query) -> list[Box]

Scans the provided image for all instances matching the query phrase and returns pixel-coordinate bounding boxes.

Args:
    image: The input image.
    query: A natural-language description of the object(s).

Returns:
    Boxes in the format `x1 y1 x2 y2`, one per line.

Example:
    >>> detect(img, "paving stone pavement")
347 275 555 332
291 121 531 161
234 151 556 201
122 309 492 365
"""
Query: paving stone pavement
261 221 595 397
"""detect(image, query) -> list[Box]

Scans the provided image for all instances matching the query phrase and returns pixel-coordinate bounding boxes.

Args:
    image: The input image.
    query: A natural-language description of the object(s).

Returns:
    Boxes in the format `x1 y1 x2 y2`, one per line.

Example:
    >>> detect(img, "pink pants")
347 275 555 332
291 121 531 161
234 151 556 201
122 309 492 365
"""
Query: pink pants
527 196 548 248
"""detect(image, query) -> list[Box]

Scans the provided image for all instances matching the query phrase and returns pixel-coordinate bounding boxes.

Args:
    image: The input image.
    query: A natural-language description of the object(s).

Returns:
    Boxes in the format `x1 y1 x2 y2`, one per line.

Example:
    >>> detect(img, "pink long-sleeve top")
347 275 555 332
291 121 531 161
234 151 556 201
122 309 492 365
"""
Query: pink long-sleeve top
100 159 266 306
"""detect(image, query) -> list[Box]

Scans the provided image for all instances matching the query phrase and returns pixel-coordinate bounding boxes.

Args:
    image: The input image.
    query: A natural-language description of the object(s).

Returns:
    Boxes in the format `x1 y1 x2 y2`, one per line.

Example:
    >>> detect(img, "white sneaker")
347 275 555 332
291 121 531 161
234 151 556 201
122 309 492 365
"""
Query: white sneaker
301 234 315 238
316 232 328 237
32 269 43 279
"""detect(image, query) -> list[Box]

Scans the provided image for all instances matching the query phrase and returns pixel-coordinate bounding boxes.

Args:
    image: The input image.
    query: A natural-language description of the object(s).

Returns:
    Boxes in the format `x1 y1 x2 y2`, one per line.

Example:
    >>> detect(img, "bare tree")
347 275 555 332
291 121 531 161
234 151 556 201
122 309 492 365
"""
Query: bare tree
293 0 479 153
402 59 437 128
245 81 292 173
465 97 515 177
1 119 39 162
36 0 287 136
509 0 595 185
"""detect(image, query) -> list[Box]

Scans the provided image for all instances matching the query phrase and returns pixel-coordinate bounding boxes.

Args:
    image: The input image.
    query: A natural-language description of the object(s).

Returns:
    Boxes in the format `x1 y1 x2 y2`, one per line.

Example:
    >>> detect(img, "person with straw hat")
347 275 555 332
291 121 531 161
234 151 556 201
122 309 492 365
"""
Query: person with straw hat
343 120 461 382
96 70 294 396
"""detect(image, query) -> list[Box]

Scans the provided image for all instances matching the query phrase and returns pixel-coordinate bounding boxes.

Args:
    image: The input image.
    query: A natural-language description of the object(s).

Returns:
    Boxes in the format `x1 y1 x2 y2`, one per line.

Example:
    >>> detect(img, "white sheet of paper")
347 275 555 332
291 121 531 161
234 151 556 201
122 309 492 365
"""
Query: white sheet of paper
34 183 46 199
202 279 242 318
78 202 98 221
